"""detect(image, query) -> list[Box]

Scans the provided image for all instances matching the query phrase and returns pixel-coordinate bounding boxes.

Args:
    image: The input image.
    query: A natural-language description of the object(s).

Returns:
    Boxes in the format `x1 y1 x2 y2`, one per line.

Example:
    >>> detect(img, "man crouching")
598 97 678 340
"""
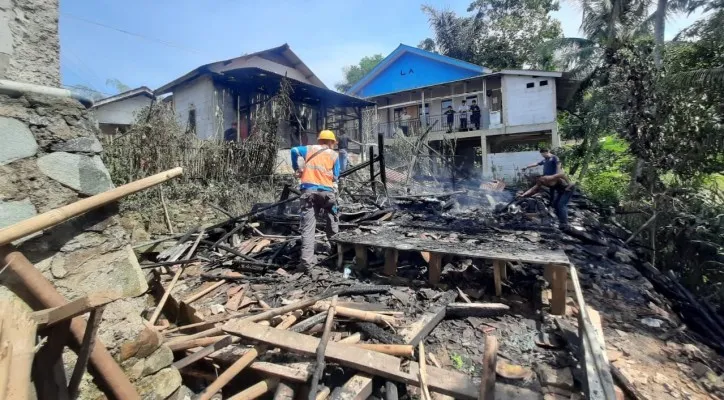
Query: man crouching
290 130 341 271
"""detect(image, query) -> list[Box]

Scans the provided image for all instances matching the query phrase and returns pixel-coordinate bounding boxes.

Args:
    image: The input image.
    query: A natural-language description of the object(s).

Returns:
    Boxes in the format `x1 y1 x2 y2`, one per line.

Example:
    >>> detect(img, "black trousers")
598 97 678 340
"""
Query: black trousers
460 118 467 130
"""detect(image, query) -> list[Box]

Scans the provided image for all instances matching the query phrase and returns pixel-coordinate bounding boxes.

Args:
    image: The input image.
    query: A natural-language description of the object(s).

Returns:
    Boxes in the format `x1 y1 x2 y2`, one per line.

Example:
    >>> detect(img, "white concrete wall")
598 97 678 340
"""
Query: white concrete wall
212 56 311 84
93 95 153 126
502 75 556 126
173 75 217 140
488 150 543 179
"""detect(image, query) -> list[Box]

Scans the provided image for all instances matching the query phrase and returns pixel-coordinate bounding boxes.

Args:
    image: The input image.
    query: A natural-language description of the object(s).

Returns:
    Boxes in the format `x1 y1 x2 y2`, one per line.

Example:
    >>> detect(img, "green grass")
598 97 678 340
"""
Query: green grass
450 353 464 370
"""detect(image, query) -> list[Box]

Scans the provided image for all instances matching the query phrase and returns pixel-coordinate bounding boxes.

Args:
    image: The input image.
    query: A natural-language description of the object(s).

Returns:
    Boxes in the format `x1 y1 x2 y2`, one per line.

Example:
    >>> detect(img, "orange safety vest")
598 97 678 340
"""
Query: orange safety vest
300 145 338 188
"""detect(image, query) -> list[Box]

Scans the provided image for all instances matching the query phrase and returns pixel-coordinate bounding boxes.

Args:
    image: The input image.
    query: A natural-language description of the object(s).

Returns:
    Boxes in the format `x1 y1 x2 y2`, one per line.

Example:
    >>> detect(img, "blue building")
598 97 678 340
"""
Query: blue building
347 44 564 179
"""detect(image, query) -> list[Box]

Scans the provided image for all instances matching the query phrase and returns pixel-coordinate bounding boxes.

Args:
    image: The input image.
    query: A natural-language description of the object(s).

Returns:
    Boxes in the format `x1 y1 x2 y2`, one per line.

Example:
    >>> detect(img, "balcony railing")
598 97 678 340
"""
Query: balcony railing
378 110 501 138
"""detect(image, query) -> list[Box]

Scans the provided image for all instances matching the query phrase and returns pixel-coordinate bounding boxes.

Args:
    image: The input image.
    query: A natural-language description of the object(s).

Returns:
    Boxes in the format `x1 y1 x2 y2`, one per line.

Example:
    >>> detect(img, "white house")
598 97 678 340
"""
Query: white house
154 43 371 147
346 44 568 179
91 86 154 135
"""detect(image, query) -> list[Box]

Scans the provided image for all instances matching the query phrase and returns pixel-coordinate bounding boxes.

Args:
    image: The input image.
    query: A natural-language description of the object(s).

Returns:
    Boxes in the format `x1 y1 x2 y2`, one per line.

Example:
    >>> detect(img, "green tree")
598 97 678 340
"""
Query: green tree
420 0 563 70
335 54 384 93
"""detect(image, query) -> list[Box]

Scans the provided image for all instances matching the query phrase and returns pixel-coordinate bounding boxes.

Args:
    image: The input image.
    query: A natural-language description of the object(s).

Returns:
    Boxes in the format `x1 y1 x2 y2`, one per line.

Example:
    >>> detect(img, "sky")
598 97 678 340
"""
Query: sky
59 0 704 96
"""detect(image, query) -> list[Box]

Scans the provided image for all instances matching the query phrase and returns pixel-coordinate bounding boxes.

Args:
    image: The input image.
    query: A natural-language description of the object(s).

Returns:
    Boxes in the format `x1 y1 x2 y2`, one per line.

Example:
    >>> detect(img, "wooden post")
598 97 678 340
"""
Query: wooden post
337 243 346 268
480 336 498 400
228 378 278 400
68 306 105 399
545 264 568 315
384 249 398 276
493 260 505 296
418 342 432 400
354 245 368 269
428 253 442 284
369 146 376 195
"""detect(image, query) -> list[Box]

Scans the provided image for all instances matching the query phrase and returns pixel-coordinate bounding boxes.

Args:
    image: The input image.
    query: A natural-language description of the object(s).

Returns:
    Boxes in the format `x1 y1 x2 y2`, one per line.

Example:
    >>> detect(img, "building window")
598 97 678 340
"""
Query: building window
540 80 549 86
187 109 196 133
526 82 535 88
441 99 452 113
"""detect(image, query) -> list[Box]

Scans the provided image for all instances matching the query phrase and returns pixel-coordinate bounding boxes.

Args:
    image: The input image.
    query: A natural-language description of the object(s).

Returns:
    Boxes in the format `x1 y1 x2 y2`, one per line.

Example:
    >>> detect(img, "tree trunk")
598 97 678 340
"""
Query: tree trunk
653 0 667 68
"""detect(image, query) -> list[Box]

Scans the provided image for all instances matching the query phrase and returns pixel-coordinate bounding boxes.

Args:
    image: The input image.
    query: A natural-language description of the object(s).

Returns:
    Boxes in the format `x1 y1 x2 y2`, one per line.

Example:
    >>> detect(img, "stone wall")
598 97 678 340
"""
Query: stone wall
0 0 61 86
0 93 182 399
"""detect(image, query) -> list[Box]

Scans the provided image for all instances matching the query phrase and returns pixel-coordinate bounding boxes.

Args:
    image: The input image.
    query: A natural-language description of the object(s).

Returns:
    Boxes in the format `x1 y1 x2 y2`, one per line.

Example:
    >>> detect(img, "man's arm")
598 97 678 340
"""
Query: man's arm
519 183 542 198
290 146 307 171
333 156 341 182
523 160 543 170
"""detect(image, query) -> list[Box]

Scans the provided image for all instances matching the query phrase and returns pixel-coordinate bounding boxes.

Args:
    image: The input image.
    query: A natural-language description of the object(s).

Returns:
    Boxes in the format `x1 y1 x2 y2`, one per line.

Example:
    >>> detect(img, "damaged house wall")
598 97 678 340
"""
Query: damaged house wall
0 1 181 399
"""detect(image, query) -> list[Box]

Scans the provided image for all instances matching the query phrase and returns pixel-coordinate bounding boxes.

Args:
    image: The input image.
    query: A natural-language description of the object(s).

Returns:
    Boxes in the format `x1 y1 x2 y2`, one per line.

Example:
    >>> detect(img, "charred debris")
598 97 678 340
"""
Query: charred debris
134 144 723 400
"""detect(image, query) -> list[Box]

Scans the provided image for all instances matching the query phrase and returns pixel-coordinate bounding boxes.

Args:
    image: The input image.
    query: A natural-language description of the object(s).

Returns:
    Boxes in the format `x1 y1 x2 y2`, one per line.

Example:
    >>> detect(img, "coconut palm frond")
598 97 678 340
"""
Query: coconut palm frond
667 68 724 89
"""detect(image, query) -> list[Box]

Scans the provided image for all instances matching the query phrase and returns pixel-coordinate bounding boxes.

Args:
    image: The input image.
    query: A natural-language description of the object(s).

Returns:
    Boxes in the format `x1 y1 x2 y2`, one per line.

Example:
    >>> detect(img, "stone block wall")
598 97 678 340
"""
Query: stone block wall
0 93 182 399
0 0 61 86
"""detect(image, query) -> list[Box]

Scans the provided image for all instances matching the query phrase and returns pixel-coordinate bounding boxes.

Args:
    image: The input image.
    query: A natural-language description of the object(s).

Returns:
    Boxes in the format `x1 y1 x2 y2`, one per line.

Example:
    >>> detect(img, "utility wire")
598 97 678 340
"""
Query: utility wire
61 12 208 55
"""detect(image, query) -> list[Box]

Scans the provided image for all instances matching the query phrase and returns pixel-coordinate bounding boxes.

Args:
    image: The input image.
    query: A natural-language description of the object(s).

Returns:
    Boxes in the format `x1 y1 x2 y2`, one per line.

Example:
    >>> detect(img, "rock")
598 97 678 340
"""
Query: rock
121 357 145 380
390 289 411 304
691 362 713 378
537 364 574 390
496 359 534 380
210 304 225 315
654 372 666 384
120 322 163 361
142 346 173 377
0 198 37 229
0 117 38 165
37 152 113 195
137 368 182 400
50 257 68 278
613 251 632 263
640 317 664 328
51 136 103 154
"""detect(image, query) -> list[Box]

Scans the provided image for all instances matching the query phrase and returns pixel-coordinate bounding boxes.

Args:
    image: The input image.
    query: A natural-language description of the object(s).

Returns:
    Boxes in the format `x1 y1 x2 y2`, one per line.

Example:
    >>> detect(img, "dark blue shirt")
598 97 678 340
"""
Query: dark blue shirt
537 156 559 176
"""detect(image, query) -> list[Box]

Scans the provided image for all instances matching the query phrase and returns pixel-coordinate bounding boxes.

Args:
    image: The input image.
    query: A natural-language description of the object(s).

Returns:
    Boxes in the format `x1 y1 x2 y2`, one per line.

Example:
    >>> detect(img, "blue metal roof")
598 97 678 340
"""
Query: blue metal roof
346 44 488 98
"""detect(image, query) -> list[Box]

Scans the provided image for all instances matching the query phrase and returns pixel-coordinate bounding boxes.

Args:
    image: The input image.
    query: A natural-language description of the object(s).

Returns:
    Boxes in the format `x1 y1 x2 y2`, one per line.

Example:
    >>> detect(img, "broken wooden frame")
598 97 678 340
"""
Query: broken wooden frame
335 233 570 315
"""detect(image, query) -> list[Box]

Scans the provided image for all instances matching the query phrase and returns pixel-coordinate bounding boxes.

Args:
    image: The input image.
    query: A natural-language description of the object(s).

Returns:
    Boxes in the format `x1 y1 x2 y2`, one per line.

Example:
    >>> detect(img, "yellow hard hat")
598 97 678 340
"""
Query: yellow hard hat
318 130 336 142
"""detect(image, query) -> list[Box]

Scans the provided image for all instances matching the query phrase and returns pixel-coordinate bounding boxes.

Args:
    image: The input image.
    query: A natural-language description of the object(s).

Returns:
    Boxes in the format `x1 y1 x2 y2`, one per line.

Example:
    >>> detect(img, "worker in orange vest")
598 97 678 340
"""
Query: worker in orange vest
290 130 341 271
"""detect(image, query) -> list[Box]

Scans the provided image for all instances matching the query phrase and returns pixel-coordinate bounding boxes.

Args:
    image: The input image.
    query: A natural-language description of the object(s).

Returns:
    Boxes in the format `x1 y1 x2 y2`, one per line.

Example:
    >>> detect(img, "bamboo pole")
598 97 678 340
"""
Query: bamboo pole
0 168 183 245
228 378 279 400
418 341 432 400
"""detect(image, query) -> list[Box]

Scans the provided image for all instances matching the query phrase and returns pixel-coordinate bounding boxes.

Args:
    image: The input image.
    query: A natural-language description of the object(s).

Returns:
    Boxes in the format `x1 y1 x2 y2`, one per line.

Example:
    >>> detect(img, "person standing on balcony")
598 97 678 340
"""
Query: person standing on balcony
290 130 341 271
444 105 455 133
458 100 468 131
470 100 481 130
400 109 411 136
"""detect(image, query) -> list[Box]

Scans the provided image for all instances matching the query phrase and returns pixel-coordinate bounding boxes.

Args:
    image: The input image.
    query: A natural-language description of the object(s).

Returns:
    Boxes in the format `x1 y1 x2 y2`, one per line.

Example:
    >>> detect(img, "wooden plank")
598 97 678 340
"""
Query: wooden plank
337 243 346 268
353 344 414 357
334 232 570 265
249 362 312 383
224 321 489 399
32 291 121 328
331 374 373 400
173 335 234 370
183 280 225 304
34 320 71 400
354 245 368 269
400 291 456 346
445 303 509 317
428 253 442 284
570 267 616 400
1 298 37 400
310 295 338 399
545 263 568 316
480 336 498 400
384 249 398 276
251 239 273 253
68 306 104 399
407 362 538 400
455 287 471 303
493 260 504 296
